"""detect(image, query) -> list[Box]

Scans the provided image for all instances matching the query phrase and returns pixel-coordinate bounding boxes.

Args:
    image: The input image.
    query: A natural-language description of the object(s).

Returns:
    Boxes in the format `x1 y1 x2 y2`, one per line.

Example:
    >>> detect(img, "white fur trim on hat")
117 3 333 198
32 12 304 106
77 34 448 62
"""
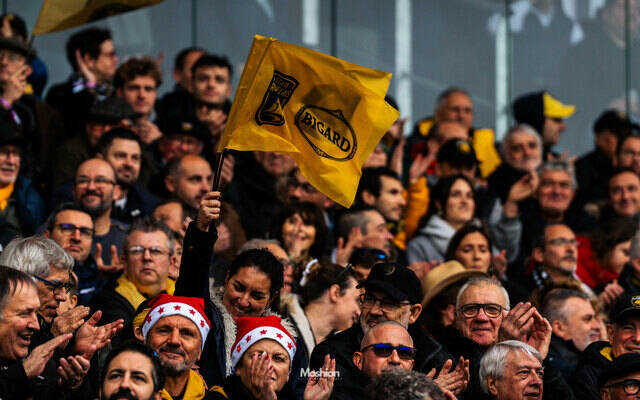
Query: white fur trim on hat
142 301 210 350
231 326 296 368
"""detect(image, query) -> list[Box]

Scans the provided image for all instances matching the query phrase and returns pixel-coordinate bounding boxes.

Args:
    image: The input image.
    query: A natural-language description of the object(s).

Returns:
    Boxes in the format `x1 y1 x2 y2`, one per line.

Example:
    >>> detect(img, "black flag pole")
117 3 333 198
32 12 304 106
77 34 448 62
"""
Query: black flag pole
208 148 227 232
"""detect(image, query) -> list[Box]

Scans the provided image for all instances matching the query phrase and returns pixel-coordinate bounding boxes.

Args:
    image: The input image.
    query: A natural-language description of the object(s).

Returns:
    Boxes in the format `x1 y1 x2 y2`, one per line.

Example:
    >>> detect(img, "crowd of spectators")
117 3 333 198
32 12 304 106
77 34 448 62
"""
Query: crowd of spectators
3 9 640 400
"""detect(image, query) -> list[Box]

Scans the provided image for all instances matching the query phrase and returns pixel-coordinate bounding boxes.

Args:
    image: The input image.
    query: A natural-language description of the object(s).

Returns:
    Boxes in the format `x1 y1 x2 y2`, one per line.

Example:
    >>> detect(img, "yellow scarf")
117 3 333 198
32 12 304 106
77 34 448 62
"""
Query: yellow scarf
114 274 175 310
161 370 207 400
0 183 14 212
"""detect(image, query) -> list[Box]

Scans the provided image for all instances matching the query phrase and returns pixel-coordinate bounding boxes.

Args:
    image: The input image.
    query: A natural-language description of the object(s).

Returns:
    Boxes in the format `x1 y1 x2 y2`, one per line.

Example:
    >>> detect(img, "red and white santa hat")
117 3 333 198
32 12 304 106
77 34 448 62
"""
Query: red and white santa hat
141 293 210 350
231 316 296 369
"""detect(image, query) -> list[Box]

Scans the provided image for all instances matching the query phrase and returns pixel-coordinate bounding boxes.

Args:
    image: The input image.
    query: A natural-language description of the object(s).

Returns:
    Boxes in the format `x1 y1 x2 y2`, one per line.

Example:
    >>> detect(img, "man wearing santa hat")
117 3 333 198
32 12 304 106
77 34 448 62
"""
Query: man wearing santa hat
141 293 219 399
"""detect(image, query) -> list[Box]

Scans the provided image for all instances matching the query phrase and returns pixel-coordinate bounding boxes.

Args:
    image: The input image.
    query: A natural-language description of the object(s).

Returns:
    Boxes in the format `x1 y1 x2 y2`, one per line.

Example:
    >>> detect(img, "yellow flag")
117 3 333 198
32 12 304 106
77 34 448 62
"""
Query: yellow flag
219 35 399 208
33 0 164 35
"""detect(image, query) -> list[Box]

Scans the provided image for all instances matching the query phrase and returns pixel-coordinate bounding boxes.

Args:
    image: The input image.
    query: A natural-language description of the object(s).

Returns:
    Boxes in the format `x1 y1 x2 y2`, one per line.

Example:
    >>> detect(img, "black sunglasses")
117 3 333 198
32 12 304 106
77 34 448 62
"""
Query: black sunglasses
360 343 416 361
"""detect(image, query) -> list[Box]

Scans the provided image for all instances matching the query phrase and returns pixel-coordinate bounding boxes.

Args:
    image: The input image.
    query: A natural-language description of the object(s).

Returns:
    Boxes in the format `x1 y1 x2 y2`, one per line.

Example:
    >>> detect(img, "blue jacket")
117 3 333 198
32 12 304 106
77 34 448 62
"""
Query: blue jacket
0 175 45 247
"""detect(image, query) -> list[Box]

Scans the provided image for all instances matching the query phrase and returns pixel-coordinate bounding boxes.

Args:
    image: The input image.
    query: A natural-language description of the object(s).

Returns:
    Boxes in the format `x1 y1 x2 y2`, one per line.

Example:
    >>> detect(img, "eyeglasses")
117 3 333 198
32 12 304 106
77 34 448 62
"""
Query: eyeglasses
359 293 410 313
459 303 505 318
127 246 170 258
621 149 640 158
76 176 116 187
546 238 578 247
277 257 296 269
55 223 94 239
604 379 640 395
360 343 416 361
32 274 73 295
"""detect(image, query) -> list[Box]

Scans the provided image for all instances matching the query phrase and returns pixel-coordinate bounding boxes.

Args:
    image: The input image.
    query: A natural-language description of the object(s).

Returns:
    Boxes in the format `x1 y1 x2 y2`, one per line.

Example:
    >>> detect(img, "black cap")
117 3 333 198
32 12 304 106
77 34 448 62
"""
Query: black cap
599 353 640 387
594 110 631 137
609 294 640 324
158 117 210 143
87 97 135 124
437 138 478 167
0 36 34 62
0 119 23 148
356 262 422 304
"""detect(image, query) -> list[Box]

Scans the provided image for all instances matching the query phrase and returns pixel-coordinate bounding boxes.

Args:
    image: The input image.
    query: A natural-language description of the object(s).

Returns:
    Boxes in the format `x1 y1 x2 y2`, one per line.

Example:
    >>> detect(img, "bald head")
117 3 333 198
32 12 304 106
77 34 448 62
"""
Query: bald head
73 158 119 217
355 321 415 379
362 321 414 348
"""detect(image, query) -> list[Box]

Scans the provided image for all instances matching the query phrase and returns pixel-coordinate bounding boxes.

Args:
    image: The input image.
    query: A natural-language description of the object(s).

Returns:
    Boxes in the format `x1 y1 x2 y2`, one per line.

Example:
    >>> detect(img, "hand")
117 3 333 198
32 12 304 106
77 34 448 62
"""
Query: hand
220 154 235 188
507 169 539 203
72 311 124 359
408 260 440 281
2 64 28 105
335 227 364 266
197 107 227 137
195 191 221 232
95 243 124 278
303 354 335 400
491 250 507 279
499 302 537 343
75 49 96 84
527 309 552 359
180 217 193 238
51 306 89 337
135 119 162 144
408 153 433 184
57 355 90 389
246 352 277 400
428 357 470 395
599 281 625 306
23 333 73 379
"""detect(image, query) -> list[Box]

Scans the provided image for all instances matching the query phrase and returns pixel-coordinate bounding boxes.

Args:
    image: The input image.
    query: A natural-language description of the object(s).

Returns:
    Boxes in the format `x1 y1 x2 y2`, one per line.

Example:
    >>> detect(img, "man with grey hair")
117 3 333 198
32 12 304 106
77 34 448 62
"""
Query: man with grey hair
479 340 544 400
542 289 601 379
0 236 122 353
90 216 175 342
435 277 573 399
0 265 93 398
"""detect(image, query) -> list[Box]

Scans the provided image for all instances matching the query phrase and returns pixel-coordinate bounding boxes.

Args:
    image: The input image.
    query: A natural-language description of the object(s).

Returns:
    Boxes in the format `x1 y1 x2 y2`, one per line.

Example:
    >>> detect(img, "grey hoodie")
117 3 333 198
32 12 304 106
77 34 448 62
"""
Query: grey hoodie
406 215 455 263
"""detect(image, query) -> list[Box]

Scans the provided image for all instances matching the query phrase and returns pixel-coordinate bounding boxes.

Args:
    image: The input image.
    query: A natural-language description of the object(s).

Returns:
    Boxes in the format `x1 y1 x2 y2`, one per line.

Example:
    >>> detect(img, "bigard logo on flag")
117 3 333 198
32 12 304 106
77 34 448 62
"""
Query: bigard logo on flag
219 35 399 208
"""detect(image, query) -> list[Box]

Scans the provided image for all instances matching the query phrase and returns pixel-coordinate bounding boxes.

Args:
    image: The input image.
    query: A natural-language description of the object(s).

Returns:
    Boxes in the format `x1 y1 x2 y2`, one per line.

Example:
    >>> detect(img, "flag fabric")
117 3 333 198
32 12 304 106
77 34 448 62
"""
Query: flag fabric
33 0 164 35
219 35 399 208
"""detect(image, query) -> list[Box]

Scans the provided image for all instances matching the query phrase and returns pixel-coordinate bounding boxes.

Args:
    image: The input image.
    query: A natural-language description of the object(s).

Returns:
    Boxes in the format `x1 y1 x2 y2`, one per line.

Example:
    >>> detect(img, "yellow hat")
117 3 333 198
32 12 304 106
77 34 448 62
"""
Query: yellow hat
421 260 486 308
543 92 575 119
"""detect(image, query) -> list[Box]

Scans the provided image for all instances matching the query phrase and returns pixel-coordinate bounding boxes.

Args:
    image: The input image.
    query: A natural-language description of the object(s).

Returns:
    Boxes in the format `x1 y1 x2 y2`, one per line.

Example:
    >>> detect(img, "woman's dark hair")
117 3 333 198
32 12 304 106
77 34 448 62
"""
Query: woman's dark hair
271 202 328 259
591 215 637 264
101 341 165 393
227 249 284 298
299 262 356 306
418 174 476 230
444 219 492 261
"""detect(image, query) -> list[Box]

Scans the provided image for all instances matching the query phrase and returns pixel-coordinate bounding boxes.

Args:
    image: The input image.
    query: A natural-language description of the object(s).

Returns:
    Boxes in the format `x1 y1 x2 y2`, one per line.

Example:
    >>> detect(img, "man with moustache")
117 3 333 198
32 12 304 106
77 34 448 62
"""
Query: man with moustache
518 224 587 297
90 217 175 342
100 341 165 400
139 293 218 399
572 294 640 400
310 262 452 400
97 128 159 223
542 289 602 379
72 158 128 275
